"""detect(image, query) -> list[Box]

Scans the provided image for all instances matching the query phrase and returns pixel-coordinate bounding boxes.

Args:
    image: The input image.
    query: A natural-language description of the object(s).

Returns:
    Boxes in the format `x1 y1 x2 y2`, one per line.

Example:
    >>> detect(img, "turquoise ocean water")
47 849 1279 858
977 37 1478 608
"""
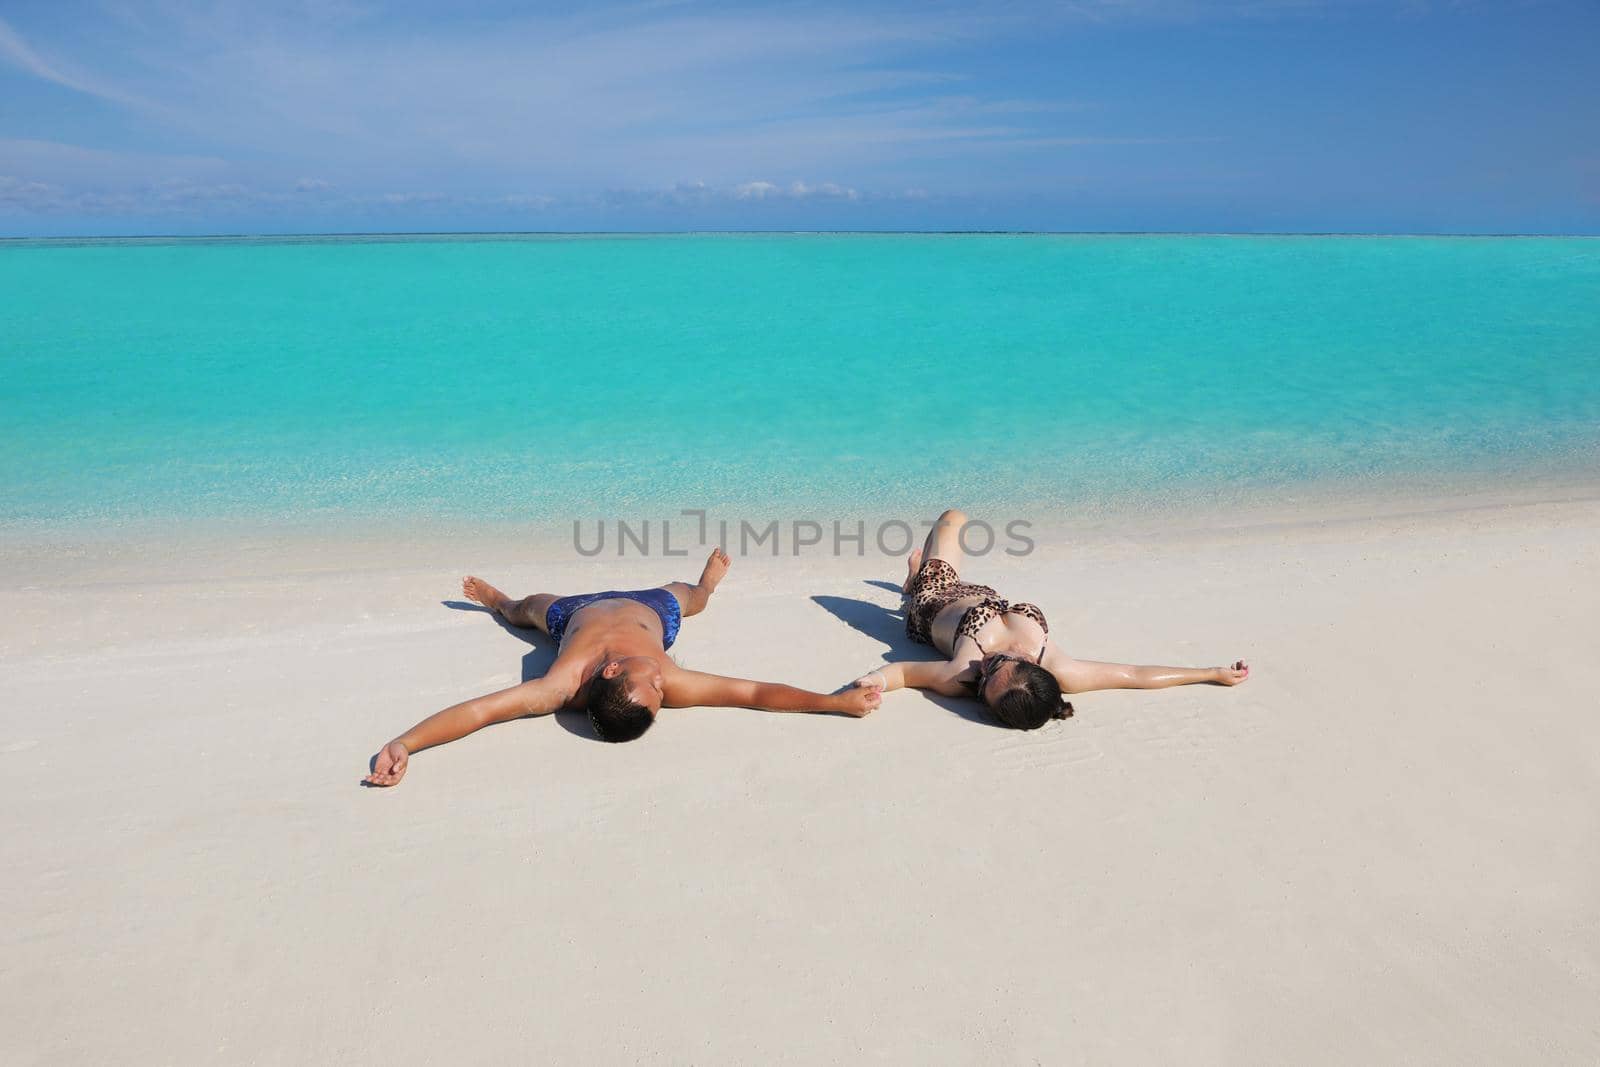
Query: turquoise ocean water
2 234 1597 533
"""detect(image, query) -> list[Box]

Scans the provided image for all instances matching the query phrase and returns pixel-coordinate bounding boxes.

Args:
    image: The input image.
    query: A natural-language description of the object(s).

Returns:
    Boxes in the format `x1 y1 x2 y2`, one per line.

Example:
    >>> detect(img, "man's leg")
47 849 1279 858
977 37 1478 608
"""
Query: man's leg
661 547 731 618
462 576 558 632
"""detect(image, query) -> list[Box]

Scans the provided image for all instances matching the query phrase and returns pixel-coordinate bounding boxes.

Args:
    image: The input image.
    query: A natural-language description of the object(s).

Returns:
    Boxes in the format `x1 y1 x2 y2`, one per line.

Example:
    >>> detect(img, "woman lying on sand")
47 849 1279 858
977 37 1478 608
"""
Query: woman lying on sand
365 548 878 786
848 508 1249 729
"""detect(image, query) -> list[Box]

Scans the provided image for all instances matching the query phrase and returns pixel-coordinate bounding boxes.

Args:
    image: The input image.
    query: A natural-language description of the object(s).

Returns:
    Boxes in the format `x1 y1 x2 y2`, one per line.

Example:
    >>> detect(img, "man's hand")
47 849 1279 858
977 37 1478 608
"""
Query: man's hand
836 687 881 717
852 670 888 691
365 741 409 787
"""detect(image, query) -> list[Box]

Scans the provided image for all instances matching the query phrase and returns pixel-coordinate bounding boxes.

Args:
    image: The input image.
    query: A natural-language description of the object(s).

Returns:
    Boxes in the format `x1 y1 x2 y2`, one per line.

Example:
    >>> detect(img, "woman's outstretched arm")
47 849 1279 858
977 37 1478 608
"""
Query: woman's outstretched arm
364 672 577 787
851 659 969 697
1044 650 1249 695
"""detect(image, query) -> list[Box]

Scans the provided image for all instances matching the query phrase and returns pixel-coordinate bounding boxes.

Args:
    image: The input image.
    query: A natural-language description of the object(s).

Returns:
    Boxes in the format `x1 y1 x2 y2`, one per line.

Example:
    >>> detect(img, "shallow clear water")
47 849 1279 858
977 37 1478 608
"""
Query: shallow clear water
3 234 1598 530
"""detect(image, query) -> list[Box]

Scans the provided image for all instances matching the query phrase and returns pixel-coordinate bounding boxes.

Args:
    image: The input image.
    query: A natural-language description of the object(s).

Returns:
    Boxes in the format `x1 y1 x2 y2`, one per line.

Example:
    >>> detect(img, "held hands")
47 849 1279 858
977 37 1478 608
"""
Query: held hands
852 669 888 692
364 740 410 787
832 670 887 717
837 686 881 717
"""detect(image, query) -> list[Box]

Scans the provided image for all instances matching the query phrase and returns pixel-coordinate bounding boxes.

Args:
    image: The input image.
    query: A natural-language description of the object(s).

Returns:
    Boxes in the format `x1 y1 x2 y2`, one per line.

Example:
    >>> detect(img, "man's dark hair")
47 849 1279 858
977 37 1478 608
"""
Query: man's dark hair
987 661 1074 730
587 671 655 742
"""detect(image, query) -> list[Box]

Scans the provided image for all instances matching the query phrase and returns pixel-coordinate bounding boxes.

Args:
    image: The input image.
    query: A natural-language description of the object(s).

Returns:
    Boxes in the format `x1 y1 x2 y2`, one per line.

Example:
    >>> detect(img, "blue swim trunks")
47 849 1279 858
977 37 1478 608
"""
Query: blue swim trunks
543 588 683 649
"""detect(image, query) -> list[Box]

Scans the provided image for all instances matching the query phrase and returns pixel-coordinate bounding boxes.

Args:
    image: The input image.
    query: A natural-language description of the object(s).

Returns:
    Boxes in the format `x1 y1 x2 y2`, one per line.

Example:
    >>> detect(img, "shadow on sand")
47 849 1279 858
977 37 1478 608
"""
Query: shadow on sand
441 600 602 741
809 584 1002 729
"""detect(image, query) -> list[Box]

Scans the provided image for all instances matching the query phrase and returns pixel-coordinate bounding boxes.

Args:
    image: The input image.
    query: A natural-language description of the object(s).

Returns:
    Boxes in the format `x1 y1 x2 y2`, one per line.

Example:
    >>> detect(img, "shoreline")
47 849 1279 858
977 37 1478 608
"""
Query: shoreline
6 469 1598 585
7 230 1599 245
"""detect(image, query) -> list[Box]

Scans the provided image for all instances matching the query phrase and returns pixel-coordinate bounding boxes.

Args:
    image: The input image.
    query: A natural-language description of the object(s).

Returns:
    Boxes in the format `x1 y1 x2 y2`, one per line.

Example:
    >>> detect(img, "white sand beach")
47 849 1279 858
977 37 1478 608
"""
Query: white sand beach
3 489 1598 1063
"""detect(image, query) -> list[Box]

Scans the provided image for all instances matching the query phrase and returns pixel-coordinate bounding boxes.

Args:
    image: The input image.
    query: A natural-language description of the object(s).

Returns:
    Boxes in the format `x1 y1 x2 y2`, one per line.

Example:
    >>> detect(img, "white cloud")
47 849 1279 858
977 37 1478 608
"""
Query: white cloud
0 175 62 208
0 138 229 184
730 180 861 202
0 16 103 98
0 7 1138 186
787 181 861 201
0 3 1247 220
0 174 887 219
0 15 174 118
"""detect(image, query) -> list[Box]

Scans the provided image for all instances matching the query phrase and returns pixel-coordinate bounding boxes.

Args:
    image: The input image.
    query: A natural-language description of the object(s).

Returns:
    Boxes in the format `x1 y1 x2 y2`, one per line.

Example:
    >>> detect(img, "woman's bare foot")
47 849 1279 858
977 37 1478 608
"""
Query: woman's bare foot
1215 660 1250 686
902 548 923 593
698 547 731 593
462 575 512 615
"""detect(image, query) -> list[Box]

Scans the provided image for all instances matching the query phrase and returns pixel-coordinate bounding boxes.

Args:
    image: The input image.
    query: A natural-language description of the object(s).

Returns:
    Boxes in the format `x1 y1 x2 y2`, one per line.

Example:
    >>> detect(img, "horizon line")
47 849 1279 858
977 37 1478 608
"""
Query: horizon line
4 228 1599 243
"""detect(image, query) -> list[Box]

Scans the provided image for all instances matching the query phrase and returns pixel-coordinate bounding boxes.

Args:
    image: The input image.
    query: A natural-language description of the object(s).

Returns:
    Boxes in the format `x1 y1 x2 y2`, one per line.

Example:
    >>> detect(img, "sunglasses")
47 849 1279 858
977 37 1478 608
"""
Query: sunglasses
978 652 1025 687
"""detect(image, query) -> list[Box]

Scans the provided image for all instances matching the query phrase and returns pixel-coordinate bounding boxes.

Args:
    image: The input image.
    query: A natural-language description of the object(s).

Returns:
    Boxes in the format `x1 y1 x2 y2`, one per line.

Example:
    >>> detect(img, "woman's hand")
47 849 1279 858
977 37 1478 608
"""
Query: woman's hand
1215 660 1250 686
364 741 409 787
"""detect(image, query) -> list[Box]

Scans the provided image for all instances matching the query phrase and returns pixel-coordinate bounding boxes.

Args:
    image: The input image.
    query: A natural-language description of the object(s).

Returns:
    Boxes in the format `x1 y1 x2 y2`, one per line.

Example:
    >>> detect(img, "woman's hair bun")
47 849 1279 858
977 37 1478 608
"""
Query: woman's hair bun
1054 700 1075 720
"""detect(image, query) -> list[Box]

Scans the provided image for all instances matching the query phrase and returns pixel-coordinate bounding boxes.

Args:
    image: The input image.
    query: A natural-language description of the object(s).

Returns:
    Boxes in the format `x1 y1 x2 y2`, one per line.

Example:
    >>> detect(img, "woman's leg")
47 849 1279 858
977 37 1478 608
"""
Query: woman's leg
462 576 558 633
903 507 969 591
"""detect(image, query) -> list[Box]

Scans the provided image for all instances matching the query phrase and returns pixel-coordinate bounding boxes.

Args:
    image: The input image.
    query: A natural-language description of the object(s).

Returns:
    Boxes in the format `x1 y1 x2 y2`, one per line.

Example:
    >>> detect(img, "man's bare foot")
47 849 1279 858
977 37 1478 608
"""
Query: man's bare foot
462 575 511 615
1215 660 1250 686
698 547 731 593
902 548 923 593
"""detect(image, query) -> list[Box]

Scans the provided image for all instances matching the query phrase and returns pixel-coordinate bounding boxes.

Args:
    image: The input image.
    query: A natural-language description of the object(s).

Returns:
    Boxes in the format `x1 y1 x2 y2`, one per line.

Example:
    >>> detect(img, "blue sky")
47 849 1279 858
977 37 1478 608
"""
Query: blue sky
1 0 1596 235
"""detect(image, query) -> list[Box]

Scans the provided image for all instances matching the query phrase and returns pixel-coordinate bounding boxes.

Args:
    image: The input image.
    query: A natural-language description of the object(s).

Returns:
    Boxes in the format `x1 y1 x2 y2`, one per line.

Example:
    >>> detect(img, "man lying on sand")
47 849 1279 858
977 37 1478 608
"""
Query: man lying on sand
365 548 878 786
848 508 1249 729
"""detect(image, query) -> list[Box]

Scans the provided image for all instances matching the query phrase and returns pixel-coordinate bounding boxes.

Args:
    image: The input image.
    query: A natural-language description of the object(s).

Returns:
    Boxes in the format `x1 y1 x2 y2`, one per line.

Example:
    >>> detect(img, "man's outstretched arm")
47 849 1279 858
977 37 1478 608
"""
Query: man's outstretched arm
664 669 880 717
365 673 575 787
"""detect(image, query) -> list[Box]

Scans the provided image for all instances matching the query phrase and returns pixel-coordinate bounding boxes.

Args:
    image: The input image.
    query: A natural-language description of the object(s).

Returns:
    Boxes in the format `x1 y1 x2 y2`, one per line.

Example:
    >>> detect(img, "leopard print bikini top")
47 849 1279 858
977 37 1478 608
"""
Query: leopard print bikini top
957 598 1049 642
905 558 1051 650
